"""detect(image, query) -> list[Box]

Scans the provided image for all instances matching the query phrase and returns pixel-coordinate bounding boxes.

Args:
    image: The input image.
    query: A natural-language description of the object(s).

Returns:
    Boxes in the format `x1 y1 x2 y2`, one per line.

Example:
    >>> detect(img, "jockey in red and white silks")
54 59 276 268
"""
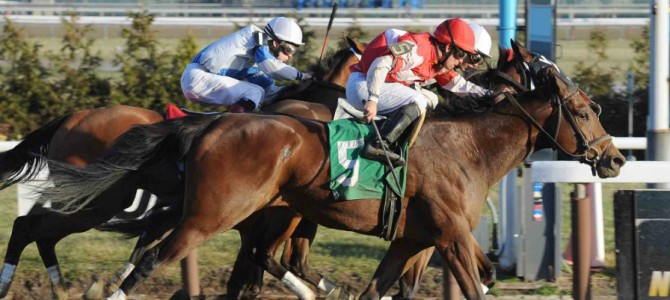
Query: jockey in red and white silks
181 17 310 112
345 18 478 166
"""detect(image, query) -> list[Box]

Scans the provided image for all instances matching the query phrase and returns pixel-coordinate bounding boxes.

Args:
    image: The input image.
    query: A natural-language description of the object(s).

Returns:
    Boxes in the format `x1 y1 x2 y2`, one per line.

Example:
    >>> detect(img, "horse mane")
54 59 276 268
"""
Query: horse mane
430 91 496 118
274 47 352 100
308 47 353 81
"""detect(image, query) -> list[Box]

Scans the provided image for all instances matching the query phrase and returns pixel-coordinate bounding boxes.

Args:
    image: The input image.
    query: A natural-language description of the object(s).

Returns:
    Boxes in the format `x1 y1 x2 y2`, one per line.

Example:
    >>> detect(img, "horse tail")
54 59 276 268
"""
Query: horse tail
0 114 72 190
96 218 146 239
40 114 223 214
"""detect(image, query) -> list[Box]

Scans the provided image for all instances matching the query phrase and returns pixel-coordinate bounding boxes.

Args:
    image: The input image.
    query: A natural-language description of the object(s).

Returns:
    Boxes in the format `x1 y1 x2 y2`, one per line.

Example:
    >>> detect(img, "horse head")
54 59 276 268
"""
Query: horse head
507 65 626 178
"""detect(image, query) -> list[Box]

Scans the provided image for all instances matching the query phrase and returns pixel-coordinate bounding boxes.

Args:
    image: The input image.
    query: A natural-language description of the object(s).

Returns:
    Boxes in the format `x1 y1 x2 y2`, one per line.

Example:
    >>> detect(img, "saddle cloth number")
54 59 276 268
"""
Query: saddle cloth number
335 139 364 188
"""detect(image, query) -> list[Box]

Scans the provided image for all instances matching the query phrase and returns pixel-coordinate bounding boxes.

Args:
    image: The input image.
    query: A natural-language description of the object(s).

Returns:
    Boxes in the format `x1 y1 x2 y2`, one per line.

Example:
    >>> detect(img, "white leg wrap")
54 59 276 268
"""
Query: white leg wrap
317 278 337 293
119 263 135 281
106 289 127 300
46 265 63 285
0 263 16 283
281 271 315 300
380 297 393 300
481 283 489 294
0 263 16 296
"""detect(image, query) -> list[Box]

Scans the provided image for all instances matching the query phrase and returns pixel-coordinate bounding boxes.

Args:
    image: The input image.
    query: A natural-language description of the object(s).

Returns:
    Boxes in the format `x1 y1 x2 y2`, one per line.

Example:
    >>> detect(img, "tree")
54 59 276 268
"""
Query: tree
0 18 52 138
113 11 178 111
45 13 110 119
572 30 619 96
629 26 650 90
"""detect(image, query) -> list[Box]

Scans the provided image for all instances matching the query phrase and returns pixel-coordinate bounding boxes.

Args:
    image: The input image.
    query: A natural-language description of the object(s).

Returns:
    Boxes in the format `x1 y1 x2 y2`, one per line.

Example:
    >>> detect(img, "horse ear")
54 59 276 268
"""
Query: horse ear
510 39 534 63
546 67 577 98
345 36 366 55
497 46 508 66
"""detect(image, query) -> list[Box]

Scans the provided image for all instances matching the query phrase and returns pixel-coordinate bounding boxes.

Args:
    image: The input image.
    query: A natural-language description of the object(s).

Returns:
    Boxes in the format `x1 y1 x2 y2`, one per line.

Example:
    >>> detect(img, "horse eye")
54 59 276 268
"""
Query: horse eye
578 111 589 120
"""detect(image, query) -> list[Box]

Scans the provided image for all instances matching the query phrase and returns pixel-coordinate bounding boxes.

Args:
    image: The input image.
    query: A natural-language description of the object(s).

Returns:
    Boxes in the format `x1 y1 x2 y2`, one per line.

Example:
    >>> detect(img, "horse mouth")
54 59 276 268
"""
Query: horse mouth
596 154 626 178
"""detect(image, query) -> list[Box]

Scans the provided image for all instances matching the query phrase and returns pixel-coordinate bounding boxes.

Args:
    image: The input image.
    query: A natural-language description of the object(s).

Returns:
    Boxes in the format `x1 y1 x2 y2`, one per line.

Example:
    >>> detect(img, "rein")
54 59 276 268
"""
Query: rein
502 90 612 175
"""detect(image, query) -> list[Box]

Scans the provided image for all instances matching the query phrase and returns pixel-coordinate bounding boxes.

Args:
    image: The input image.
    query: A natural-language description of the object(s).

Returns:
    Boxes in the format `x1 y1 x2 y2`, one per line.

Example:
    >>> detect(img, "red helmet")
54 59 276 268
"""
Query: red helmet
434 18 476 55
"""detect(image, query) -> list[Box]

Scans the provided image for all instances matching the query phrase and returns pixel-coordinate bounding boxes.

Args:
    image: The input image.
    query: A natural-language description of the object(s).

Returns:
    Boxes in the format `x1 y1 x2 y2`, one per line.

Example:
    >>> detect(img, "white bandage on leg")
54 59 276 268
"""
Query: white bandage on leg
0 263 16 283
481 283 490 294
317 277 337 293
281 271 315 300
46 265 63 285
106 289 127 300
119 263 135 281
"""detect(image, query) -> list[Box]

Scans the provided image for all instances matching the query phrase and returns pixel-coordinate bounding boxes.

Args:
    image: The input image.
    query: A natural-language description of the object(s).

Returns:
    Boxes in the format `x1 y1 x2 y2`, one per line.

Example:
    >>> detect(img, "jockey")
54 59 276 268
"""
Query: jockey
181 17 311 113
345 18 477 166
435 23 494 97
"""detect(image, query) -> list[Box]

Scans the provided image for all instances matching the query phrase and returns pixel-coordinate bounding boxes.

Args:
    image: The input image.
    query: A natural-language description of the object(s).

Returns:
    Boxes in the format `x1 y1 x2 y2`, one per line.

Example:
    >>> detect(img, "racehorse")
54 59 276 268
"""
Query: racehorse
38 40 625 300
0 40 363 299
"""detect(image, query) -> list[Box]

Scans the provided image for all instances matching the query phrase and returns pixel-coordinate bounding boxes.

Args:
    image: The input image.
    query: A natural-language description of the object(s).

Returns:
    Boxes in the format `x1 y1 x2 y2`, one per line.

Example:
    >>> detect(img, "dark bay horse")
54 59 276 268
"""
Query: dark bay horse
38 54 625 299
0 40 364 299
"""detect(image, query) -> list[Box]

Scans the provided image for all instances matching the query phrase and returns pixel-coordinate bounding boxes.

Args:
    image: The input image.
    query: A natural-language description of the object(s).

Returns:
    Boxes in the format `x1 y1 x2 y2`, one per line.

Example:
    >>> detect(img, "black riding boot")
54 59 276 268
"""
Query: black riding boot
363 103 422 166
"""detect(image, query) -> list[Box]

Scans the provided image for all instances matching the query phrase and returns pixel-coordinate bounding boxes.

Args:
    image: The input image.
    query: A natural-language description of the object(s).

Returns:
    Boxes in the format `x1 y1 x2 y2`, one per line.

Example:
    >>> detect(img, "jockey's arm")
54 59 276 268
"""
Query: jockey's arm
366 55 394 103
440 73 493 98
254 45 307 81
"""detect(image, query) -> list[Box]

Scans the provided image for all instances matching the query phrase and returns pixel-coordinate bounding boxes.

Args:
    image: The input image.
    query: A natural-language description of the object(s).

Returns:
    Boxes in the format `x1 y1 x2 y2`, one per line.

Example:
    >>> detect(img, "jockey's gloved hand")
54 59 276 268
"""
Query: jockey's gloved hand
301 72 313 80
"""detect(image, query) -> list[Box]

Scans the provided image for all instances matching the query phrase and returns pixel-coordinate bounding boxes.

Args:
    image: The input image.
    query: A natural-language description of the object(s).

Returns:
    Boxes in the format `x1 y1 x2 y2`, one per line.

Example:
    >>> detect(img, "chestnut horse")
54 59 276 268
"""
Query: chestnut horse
38 43 625 299
0 40 363 299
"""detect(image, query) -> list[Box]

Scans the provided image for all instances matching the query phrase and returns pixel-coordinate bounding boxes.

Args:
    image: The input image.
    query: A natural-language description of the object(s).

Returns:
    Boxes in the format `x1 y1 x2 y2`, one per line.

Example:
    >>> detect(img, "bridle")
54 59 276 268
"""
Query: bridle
502 85 612 176
490 52 611 175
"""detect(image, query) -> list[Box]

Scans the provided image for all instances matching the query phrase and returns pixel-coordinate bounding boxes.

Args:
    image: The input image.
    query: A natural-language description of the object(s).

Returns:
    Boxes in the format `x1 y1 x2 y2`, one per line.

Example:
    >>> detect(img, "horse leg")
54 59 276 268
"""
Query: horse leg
394 234 495 299
281 220 341 296
227 230 264 300
84 208 180 300
0 215 40 298
358 238 426 300
395 247 434 299
474 235 495 292
0 213 87 300
252 213 316 300
438 222 485 300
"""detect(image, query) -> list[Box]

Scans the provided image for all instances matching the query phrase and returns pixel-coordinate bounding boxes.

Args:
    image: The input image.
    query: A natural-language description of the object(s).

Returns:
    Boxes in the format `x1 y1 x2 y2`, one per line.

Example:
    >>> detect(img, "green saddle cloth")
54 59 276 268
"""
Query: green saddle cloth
327 119 408 200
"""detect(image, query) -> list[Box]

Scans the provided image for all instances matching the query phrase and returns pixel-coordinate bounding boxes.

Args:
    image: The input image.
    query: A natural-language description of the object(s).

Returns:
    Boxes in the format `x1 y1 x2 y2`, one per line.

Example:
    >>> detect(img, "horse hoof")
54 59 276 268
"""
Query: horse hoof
51 283 68 300
0 281 11 298
83 276 104 300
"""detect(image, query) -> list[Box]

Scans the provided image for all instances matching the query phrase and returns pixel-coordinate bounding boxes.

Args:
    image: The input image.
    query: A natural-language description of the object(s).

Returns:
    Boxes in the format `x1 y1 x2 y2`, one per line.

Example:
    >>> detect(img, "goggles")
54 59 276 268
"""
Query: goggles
466 53 484 65
278 42 297 56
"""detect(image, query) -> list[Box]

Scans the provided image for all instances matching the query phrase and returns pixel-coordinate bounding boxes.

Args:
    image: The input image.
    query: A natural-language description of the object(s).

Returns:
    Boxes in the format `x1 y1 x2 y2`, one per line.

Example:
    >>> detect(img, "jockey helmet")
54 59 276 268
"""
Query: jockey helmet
433 18 476 55
469 23 492 58
264 17 304 46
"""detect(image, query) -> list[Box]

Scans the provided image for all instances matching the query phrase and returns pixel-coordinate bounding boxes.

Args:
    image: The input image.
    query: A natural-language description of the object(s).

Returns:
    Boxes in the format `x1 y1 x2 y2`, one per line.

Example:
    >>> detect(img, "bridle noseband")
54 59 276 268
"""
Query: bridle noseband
493 52 612 176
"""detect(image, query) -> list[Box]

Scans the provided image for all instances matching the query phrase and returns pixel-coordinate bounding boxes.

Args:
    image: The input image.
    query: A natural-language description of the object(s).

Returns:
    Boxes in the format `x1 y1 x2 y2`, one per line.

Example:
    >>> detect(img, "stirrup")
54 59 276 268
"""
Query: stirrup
362 143 405 167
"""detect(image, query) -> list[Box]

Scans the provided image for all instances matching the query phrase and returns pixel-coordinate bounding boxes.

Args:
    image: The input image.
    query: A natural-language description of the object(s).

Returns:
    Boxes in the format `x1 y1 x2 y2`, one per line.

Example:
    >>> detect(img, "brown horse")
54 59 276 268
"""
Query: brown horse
39 41 625 299
0 40 363 299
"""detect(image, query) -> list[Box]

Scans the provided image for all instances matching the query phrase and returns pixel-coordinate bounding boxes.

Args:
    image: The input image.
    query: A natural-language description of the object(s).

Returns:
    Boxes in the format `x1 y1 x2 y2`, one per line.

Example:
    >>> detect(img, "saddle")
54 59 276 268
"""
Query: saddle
333 98 425 241
165 103 224 120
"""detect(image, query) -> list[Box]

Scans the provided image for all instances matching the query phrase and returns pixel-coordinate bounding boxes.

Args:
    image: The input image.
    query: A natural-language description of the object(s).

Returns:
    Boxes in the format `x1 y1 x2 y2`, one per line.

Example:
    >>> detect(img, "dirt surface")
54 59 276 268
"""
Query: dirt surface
0 264 617 299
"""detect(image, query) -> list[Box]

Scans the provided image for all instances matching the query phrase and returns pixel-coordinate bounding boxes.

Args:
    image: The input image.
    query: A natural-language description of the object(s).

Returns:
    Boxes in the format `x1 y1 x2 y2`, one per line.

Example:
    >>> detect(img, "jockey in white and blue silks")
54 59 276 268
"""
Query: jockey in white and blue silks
181 17 312 112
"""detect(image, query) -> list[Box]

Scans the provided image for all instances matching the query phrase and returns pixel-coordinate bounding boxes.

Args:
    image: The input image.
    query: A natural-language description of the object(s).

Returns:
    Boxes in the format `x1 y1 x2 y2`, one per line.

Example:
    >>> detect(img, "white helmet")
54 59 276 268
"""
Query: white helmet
265 17 304 46
468 23 492 58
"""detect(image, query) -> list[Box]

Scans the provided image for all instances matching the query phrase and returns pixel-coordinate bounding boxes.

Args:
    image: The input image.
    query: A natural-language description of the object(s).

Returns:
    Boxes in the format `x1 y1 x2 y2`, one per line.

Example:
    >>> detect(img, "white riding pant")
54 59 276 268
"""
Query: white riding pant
345 71 434 115
181 63 281 107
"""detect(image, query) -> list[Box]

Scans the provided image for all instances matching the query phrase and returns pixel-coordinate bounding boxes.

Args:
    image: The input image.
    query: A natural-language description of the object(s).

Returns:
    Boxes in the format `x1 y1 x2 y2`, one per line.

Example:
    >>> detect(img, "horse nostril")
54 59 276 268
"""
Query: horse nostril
613 156 626 168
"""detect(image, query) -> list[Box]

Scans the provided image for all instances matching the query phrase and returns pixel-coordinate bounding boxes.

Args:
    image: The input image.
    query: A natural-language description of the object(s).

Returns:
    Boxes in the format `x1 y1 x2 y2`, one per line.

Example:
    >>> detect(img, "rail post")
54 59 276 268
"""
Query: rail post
571 183 592 300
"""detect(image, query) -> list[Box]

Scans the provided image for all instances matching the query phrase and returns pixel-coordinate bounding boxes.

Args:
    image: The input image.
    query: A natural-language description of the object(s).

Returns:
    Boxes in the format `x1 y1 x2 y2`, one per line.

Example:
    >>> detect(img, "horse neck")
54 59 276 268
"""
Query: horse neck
423 110 540 186
323 54 356 88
